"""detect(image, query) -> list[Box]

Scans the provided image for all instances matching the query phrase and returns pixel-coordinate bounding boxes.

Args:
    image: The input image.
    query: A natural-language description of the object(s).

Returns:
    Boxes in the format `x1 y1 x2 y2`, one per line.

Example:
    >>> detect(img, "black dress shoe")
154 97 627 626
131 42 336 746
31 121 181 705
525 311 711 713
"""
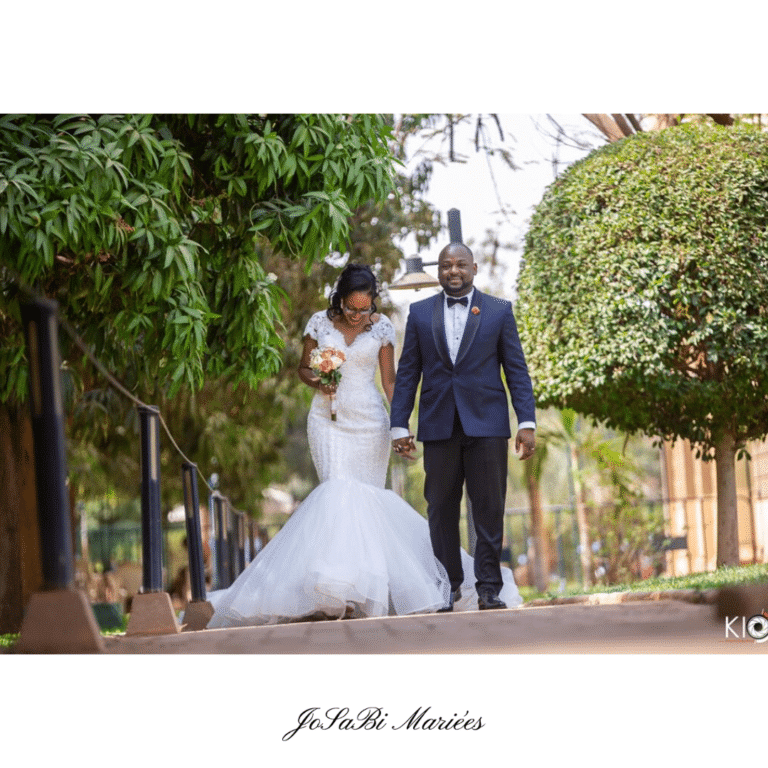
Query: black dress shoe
477 590 506 610
437 587 462 613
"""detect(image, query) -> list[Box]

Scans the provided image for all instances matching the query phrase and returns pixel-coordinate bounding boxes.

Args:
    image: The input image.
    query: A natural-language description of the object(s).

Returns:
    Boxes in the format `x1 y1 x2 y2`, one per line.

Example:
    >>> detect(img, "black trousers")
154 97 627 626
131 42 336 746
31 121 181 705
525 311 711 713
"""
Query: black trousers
422 411 508 594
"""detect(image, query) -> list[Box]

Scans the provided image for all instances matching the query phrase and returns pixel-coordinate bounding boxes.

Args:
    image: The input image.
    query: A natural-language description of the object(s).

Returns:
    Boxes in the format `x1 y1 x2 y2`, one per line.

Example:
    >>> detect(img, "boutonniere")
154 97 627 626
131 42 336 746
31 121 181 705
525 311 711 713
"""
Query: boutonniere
471 306 480 315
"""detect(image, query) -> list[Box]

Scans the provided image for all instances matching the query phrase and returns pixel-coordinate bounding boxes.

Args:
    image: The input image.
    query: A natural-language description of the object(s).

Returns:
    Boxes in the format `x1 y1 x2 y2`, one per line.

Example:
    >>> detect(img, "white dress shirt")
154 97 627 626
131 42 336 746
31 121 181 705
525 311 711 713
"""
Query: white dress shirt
391 289 535 439
445 288 473 363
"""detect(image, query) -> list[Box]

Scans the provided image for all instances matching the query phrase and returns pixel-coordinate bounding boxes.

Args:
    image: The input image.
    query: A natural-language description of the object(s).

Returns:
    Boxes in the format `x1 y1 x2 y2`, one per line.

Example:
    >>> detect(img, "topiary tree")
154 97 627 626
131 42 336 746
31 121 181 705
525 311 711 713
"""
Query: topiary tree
516 123 768 568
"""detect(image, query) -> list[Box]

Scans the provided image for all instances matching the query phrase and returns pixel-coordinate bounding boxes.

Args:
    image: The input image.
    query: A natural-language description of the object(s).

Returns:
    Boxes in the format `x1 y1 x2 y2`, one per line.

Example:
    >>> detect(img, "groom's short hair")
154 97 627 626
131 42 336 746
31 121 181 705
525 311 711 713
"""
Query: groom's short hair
439 243 474 260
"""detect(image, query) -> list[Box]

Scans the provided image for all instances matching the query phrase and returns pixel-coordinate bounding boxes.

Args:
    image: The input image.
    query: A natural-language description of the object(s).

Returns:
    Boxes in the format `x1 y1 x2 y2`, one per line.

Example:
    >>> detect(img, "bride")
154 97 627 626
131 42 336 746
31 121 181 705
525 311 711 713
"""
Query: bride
206 264 521 627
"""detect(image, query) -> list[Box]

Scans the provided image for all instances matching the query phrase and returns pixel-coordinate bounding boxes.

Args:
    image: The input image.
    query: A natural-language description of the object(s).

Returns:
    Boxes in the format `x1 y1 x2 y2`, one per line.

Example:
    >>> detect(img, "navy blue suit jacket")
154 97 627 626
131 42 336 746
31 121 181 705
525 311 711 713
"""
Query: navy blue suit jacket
390 289 536 441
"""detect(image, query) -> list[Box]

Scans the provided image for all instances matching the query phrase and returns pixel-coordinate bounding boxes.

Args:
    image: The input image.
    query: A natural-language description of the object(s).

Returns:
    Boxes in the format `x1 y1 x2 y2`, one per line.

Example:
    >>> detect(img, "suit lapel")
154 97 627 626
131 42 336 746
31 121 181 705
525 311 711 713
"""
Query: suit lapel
454 289 483 368
431 293 452 370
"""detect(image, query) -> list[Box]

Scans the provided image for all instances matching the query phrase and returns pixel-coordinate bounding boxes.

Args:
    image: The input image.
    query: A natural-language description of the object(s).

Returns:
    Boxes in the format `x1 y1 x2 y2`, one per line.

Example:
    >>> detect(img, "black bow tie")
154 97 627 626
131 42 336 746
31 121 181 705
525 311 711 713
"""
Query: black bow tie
447 296 468 308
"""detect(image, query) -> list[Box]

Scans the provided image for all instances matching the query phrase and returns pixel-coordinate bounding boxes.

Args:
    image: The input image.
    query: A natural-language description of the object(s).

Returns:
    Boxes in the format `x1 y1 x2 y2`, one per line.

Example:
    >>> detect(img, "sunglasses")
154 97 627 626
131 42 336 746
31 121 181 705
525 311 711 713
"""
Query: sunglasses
342 304 373 317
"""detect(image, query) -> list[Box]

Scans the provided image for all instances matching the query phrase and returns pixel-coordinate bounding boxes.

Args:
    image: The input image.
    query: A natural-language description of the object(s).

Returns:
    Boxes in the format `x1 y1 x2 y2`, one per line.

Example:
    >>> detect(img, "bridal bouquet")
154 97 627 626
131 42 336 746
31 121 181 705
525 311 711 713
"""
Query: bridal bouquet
309 346 346 421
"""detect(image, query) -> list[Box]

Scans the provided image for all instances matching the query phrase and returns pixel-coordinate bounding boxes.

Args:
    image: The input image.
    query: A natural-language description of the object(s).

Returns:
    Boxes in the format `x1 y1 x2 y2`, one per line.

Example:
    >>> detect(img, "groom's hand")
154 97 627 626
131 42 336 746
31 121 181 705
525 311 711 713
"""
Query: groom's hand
515 428 536 460
392 435 417 461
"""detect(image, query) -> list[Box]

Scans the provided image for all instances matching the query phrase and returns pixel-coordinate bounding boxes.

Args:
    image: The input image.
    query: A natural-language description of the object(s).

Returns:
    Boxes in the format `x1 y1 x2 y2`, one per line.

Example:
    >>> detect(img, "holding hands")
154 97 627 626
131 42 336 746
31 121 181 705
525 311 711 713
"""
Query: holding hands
392 435 417 461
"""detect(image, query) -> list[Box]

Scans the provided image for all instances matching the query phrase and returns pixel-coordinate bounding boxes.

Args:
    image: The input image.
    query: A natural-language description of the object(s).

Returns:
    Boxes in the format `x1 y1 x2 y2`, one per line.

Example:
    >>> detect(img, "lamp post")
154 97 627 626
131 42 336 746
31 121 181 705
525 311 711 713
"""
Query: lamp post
387 255 440 291
388 207 464 291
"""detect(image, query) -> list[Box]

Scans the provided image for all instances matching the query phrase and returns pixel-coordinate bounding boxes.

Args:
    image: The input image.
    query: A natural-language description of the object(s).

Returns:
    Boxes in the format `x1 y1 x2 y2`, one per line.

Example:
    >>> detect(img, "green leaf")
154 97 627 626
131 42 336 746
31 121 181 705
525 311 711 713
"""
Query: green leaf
178 244 195 276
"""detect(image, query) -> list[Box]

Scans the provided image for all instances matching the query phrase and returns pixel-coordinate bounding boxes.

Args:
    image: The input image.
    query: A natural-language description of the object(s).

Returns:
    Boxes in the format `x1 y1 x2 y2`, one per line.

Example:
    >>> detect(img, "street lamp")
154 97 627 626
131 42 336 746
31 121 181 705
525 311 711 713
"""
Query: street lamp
388 208 464 291
388 255 440 290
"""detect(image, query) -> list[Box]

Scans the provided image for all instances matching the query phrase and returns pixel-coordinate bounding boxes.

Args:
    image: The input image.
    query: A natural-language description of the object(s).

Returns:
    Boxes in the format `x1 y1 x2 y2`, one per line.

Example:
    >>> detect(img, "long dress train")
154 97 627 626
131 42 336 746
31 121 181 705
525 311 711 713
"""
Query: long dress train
205 311 521 628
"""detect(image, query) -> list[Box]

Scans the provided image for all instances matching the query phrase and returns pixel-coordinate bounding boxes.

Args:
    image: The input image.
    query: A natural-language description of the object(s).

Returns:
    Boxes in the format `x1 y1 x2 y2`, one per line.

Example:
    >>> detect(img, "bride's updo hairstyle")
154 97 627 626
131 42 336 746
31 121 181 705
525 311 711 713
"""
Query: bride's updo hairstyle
327 263 379 326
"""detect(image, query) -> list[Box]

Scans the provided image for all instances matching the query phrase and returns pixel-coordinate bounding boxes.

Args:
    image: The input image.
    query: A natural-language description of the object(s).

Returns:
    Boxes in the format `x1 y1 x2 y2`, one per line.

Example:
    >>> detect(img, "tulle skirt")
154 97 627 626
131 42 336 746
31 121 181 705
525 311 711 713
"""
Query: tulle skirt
205 476 521 628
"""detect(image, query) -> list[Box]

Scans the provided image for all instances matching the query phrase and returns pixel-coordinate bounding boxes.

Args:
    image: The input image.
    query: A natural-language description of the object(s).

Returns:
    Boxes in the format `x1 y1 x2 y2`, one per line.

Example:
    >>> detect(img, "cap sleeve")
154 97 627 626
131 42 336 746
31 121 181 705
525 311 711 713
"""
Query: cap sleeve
303 311 326 341
374 314 396 347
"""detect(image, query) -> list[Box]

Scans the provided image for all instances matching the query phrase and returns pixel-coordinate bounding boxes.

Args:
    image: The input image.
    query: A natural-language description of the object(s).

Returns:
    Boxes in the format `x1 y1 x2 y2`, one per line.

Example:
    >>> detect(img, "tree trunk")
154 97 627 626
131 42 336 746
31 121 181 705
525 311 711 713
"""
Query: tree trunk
0 402 43 634
715 430 739 567
570 444 593 588
526 468 549 593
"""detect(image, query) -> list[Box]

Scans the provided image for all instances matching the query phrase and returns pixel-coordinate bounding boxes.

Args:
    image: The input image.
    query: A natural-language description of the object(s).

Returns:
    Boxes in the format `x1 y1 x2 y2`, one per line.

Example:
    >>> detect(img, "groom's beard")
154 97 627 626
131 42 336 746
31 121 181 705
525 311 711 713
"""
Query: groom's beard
442 281 473 296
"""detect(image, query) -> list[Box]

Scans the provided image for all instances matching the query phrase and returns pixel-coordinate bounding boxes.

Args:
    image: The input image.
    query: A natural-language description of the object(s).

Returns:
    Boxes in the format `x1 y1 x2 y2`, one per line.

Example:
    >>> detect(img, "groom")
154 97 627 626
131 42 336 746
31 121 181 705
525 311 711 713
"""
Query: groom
390 241 536 611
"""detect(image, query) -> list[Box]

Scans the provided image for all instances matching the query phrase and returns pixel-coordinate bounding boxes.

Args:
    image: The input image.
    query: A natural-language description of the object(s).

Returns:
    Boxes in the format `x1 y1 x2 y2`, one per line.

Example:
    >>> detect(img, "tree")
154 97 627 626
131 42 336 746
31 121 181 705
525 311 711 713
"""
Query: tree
66 139 444 515
0 113 398 632
516 122 768 568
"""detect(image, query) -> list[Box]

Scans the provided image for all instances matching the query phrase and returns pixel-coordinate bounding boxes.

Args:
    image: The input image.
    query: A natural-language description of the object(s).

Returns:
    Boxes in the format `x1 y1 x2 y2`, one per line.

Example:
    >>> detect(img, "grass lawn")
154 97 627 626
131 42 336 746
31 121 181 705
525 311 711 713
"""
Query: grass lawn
518 562 768 601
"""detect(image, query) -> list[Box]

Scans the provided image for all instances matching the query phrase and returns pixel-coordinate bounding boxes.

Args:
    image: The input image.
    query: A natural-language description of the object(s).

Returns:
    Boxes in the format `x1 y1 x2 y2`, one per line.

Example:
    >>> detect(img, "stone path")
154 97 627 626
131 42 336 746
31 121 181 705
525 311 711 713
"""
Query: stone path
104 586 768 654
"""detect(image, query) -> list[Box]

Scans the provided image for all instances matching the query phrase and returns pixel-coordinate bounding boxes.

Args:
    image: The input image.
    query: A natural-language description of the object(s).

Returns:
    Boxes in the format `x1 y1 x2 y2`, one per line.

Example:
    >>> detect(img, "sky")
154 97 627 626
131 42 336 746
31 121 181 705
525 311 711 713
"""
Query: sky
389 114 603 307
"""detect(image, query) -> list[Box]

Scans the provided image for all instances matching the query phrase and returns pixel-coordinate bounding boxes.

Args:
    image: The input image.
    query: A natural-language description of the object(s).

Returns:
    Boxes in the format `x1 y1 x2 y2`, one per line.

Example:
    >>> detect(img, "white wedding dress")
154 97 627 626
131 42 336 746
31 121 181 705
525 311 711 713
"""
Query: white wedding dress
206 312 521 628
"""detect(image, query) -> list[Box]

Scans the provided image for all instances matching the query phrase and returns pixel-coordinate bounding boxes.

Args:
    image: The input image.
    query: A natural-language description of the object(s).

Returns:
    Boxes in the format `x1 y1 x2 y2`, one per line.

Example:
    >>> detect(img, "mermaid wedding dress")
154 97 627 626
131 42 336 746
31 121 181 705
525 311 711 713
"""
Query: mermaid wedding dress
206 312 521 628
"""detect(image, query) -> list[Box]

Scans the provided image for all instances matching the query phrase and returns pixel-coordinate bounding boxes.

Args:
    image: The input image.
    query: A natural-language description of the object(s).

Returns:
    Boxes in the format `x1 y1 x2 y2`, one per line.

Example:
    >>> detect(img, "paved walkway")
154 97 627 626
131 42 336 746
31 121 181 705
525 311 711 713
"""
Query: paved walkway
104 589 768 654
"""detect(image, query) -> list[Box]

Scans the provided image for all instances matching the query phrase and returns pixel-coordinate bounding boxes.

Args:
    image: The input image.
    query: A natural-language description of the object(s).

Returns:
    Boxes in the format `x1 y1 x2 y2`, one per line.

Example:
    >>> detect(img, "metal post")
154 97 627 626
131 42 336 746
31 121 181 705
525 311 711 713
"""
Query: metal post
247 518 256 564
138 405 163 592
212 492 229 589
226 500 237 584
237 514 246 575
20 298 74 590
207 473 218 587
181 462 207 602
16 299 105 653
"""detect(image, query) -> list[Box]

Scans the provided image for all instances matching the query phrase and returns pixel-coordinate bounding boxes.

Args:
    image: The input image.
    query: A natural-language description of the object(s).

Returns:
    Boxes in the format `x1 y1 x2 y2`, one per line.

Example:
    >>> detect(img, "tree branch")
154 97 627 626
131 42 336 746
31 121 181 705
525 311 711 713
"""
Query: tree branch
582 114 628 142
625 114 643 133
611 114 635 137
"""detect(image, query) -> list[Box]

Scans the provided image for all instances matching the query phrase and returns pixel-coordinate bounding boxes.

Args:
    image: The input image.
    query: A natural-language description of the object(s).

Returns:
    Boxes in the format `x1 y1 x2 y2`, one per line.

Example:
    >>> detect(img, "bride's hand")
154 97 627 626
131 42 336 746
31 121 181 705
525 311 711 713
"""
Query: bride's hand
318 381 337 396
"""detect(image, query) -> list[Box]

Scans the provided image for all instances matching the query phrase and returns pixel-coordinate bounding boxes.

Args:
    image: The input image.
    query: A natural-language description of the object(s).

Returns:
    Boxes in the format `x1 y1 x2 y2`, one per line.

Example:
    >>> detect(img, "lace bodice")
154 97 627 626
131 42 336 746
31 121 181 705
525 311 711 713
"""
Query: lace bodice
304 311 395 361
303 311 396 487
